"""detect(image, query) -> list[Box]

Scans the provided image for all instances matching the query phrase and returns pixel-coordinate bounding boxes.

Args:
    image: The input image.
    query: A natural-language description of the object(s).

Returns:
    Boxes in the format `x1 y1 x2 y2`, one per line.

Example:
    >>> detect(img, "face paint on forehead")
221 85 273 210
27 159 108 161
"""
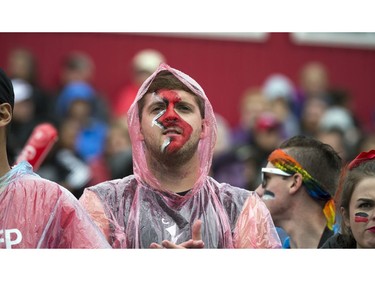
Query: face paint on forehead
159 89 182 104
150 89 194 154
150 90 181 129
354 212 369 223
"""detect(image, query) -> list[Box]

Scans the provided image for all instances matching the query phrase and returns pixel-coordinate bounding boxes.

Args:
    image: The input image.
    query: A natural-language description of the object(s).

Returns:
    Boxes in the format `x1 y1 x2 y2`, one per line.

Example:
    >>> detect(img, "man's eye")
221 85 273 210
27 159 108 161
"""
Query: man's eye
177 104 192 112
151 106 164 113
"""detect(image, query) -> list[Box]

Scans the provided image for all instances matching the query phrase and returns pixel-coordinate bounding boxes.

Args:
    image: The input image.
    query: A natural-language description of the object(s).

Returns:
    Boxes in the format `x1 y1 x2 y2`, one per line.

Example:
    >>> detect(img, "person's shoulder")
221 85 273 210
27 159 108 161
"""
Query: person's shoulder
87 175 137 194
9 162 66 192
18 174 62 190
208 177 251 202
9 174 69 204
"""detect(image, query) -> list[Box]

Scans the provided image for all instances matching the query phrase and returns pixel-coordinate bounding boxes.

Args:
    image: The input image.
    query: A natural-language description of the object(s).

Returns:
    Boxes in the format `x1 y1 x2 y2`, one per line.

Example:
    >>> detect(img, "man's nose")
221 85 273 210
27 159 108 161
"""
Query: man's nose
159 109 179 124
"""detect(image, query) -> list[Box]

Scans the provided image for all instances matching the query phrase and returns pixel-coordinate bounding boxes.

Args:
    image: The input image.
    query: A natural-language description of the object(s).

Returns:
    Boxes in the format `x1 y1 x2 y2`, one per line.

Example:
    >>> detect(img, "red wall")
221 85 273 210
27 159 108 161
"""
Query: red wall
0 32 374 130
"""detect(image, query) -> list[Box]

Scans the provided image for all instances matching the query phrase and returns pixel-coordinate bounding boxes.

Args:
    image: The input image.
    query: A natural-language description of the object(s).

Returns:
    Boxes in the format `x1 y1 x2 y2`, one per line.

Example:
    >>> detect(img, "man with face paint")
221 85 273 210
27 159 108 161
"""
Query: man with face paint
321 150 375 248
0 68 111 248
79 63 281 248
255 135 342 248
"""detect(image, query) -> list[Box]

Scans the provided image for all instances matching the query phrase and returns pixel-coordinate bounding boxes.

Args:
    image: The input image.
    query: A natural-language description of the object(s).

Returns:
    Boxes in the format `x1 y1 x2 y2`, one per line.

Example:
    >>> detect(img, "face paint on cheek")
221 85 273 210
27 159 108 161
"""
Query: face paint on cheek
262 190 276 201
165 121 192 153
161 137 171 153
354 212 369 223
156 90 193 153
152 109 166 129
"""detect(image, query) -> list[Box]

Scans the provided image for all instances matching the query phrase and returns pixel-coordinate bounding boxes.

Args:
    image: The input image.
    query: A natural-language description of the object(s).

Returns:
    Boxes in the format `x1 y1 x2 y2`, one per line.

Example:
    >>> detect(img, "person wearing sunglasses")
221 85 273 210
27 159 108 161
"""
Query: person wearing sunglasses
256 135 342 248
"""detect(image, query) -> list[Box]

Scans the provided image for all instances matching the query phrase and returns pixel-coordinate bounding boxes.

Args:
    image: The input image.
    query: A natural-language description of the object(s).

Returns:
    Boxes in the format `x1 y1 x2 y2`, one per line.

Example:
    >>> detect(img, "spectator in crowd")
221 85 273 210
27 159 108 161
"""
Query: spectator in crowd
318 105 361 160
299 61 330 100
58 51 110 123
0 67 110 248
114 49 166 119
295 61 335 114
88 117 133 186
6 47 54 123
321 150 375 248
231 87 270 147
6 78 41 164
54 81 108 163
212 111 284 192
256 135 342 248
251 111 286 170
316 128 349 166
38 117 92 199
212 112 254 190
215 88 272 190
299 96 328 138
262 73 301 139
38 79 109 198
79 63 281 249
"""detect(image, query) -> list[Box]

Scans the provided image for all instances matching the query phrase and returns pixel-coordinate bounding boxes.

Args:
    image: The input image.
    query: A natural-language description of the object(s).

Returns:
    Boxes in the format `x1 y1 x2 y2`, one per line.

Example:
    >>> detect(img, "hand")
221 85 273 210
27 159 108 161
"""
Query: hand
149 219 204 249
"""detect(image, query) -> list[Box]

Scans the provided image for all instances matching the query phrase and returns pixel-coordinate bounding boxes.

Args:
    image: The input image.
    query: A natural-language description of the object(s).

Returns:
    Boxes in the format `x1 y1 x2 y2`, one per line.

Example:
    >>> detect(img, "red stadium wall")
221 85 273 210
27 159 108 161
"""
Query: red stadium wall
0 32 374 131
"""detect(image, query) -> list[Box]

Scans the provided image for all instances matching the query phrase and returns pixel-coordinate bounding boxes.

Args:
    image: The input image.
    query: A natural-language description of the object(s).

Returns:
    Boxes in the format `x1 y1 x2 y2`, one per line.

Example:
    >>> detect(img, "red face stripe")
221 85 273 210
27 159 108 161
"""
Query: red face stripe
157 90 192 153
354 212 369 223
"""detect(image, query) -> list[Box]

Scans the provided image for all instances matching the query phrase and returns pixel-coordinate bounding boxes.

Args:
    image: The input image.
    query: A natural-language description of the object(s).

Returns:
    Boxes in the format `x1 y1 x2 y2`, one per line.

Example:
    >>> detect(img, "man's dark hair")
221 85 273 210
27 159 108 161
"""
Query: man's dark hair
0 68 15 110
279 135 343 197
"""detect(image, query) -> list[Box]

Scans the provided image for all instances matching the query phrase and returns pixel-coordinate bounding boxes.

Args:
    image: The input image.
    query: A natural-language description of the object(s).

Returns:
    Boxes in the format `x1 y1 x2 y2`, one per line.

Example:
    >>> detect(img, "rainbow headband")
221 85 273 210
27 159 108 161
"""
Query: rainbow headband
268 149 335 230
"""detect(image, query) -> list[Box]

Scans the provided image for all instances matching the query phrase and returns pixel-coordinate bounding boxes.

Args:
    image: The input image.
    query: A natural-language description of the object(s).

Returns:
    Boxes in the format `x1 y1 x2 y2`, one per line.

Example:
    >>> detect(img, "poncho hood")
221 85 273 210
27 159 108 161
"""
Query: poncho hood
127 63 217 193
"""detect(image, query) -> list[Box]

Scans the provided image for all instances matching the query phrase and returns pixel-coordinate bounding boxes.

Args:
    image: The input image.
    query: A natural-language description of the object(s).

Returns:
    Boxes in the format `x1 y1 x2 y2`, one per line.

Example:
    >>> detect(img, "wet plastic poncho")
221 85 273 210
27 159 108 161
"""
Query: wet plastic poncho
0 161 111 248
79 63 281 248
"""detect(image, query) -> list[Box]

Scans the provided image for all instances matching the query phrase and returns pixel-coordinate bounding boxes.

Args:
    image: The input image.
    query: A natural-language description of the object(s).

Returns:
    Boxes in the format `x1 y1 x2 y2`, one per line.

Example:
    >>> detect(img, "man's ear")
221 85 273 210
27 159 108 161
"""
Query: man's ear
200 119 208 139
289 173 303 195
0 103 12 126
138 127 145 141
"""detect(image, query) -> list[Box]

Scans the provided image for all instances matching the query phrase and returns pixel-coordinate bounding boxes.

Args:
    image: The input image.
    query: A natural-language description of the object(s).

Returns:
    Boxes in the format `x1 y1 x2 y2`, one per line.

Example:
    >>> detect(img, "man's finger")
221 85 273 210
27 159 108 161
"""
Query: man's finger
149 242 163 249
192 219 202 241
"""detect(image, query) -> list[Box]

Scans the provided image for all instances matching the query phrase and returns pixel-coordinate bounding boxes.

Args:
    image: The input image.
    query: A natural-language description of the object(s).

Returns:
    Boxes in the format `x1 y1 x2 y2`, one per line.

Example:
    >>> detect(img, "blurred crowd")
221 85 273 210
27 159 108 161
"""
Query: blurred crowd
212 61 372 191
4 46 374 198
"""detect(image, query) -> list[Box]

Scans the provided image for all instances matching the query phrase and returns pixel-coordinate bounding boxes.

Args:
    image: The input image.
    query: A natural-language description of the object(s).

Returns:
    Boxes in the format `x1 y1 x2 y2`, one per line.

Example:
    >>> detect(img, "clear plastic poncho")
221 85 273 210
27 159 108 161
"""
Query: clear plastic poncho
0 161 111 248
79 63 281 248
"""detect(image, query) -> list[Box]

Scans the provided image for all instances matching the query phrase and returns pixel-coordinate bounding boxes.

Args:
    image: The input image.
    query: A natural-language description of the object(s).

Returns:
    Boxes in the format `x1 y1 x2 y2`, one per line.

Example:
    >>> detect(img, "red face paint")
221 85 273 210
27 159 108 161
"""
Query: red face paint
155 90 193 153
354 212 369 223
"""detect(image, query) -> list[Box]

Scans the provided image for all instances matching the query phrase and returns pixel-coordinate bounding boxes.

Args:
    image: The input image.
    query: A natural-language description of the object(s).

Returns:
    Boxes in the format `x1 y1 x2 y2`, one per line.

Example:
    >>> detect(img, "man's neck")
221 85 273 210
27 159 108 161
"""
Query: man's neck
288 221 327 248
148 155 200 193
280 202 328 248
0 155 11 178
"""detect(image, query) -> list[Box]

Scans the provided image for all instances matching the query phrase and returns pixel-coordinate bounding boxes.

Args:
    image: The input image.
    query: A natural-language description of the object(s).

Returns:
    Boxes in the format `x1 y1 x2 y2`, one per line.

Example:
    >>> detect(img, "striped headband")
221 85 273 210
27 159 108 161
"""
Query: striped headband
268 149 335 230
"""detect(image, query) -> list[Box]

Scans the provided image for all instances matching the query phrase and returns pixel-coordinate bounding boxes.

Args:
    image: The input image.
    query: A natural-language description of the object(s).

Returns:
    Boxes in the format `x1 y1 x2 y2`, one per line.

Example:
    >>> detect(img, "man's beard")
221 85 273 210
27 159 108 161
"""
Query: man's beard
146 137 200 167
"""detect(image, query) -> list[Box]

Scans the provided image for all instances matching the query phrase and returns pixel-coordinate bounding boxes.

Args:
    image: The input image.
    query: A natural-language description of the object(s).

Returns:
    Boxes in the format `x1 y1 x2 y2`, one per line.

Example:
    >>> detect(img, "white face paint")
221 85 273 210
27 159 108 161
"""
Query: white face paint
262 193 275 201
161 137 171 153
152 109 166 129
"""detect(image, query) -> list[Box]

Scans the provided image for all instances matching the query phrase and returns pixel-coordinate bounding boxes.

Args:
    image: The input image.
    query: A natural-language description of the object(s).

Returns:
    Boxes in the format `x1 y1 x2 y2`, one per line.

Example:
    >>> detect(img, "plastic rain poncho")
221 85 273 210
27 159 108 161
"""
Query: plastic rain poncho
79 63 281 248
0 161 111 249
